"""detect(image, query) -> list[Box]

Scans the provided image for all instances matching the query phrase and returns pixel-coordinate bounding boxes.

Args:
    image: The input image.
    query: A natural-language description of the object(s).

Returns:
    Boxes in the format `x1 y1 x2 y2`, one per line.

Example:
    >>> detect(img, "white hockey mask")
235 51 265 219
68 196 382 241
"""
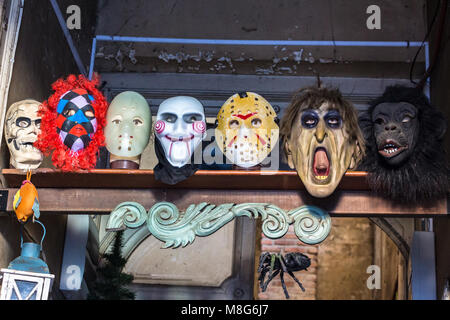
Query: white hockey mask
4 100 43 169
155 96 206 167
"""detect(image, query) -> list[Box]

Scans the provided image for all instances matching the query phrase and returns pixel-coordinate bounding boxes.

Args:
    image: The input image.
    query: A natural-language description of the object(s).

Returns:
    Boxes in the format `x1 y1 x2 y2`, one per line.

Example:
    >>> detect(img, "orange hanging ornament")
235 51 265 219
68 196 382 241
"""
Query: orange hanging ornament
12 170 40 223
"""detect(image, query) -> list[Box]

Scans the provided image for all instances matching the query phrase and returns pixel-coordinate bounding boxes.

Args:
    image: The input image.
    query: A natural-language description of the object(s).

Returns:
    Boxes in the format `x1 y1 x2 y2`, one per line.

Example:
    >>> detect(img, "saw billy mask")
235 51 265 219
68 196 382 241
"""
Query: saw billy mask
104 91 151 169
155 96 206 168
215 92 279 168
282 87 363 198
4 100 43 170
35 74 107 171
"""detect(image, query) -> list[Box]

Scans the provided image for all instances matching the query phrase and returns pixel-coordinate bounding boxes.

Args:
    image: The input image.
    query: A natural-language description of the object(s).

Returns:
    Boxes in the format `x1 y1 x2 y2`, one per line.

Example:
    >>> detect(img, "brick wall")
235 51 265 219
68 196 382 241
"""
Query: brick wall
315 218 374 299
257 218 376 300
257 225 318 300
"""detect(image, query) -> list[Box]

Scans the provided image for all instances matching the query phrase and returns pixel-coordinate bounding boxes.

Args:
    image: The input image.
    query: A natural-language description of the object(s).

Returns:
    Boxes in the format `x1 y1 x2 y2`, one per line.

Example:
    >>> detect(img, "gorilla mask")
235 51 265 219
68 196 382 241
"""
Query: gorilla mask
358 85 449 203
281 87 364 198
372 102 419 166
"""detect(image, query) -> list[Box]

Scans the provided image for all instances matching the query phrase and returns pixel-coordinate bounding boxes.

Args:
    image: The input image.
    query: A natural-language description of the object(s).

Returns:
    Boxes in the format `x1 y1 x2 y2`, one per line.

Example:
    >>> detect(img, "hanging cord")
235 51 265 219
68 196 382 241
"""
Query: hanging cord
21 222 48 263
34 220 46 249
417 0 448 90
409 0 440 85
316 73 322 88
19 170 48 261
19 223 24 248
410 0 448 88
20 222 45 248
25 169 32 183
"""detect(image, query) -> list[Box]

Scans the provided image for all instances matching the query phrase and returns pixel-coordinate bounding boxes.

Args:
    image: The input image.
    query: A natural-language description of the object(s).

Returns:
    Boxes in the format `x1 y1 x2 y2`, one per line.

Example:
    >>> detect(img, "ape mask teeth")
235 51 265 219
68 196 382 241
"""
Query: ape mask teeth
312 147 331 182
378 140 407 158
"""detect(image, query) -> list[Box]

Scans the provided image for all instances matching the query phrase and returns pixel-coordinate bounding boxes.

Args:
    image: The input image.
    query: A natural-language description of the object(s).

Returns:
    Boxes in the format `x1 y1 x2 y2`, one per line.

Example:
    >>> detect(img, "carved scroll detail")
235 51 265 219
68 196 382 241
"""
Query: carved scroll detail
106 202 147 231
106 202 331 248
288 205 332 244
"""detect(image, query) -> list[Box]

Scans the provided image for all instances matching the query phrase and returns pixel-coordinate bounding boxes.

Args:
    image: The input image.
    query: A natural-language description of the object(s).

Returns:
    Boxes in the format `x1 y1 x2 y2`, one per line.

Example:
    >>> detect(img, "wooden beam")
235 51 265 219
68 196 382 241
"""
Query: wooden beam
2 169 446 217
1 168 369 190
1 188 446 217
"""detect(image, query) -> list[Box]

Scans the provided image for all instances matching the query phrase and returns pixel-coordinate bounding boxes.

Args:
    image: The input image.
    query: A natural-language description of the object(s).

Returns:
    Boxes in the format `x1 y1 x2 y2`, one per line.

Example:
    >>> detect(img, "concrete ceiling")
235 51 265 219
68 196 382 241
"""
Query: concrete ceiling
94 0 427 77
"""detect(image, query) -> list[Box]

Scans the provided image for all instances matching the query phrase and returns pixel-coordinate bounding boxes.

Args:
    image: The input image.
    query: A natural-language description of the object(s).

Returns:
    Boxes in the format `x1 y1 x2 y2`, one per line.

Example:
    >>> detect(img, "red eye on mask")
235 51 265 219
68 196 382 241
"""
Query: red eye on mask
193 121 206 134
155 120 165 134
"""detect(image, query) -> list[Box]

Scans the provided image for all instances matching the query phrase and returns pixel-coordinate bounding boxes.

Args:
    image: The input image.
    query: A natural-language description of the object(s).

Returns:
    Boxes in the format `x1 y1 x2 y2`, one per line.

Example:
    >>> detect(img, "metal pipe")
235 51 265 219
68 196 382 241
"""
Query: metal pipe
15 0 24 53
88 37 97 80
95 35 425 47
50 0 87 76
423 42 431 98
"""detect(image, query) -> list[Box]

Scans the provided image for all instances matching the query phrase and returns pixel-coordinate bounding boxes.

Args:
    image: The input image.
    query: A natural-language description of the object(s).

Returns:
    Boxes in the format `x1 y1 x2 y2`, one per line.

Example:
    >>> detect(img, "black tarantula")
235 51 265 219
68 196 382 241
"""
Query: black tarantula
258 251 311 299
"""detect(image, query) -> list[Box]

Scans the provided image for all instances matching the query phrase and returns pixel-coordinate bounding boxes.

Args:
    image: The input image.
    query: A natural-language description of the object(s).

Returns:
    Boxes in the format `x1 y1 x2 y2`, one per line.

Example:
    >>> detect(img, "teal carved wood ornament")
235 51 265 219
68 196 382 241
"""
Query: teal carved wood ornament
105 202 331 248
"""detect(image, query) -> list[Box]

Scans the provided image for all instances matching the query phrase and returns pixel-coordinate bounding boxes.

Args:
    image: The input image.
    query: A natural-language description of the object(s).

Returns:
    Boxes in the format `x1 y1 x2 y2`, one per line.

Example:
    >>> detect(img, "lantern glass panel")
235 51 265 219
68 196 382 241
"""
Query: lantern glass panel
10 279 41 300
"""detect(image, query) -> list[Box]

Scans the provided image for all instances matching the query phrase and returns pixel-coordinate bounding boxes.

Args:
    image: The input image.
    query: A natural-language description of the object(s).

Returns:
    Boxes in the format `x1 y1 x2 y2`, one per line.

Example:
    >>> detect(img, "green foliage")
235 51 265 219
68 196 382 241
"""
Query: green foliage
87 231 135 300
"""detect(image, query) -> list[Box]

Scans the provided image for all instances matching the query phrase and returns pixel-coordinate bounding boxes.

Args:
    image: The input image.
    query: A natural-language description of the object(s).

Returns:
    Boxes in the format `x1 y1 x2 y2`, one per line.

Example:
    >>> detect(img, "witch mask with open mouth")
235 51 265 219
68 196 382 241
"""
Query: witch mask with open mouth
281 87 364 198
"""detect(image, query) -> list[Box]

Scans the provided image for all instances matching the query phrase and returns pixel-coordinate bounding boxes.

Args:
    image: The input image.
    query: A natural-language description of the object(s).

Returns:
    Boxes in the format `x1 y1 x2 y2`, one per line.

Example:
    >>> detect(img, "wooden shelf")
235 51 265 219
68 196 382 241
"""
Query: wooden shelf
1 168 370 190
1 169 446 217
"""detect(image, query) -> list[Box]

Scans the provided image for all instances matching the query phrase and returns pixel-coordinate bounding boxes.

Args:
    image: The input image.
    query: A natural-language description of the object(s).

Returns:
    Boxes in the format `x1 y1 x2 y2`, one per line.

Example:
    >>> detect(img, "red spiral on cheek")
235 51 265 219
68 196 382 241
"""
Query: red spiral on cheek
193 121 206 134
155 120 165 134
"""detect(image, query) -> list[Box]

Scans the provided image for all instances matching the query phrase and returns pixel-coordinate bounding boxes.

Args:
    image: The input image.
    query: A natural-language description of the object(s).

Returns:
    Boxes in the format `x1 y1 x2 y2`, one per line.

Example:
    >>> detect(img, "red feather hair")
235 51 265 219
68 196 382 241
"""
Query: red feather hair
34 74 107 171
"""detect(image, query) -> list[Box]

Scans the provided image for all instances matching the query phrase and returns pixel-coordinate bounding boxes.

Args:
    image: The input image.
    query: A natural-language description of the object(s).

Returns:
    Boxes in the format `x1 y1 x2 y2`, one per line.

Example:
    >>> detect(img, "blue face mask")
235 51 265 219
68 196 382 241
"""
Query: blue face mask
56 89 97 152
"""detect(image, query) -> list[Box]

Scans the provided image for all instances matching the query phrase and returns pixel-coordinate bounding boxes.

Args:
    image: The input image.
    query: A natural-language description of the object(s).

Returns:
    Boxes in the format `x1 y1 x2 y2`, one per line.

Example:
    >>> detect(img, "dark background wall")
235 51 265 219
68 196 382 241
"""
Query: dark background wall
7 0 97 104
427 0 450 300
1 0 98 299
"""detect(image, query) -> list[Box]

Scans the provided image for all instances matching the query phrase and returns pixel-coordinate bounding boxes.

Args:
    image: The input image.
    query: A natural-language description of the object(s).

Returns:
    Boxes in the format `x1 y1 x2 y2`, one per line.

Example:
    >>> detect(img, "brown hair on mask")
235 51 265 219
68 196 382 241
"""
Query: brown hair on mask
280 86 365 164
